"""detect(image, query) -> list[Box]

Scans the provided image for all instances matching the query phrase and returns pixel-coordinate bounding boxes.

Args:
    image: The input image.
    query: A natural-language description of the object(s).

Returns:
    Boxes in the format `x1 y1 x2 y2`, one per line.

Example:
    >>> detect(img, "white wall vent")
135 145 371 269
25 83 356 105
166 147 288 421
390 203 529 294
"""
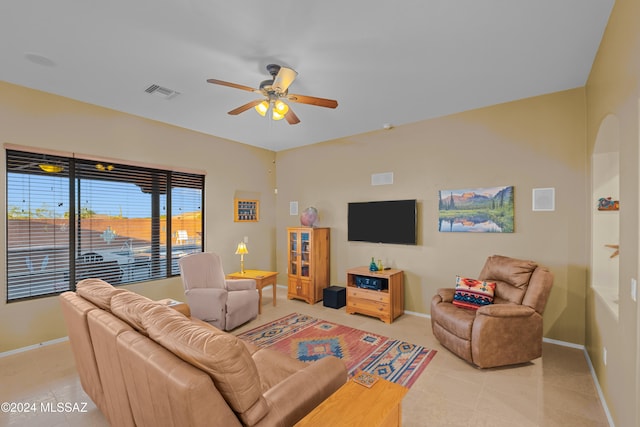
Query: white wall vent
532 188 555 211
371 172 394 186
290 201 299 215
144 84 180 99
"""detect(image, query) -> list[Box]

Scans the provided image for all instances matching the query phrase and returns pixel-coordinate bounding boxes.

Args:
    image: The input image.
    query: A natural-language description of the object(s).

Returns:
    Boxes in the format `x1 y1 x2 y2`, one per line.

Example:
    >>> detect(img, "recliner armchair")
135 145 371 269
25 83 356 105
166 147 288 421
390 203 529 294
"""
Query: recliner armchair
179 252 259 331
431 255 554 368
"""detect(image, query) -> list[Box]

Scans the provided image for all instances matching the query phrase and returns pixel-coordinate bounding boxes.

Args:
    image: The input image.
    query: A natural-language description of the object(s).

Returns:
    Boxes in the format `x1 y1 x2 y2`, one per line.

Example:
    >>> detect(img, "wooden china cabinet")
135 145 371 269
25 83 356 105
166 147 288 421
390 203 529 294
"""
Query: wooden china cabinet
287 227 330 304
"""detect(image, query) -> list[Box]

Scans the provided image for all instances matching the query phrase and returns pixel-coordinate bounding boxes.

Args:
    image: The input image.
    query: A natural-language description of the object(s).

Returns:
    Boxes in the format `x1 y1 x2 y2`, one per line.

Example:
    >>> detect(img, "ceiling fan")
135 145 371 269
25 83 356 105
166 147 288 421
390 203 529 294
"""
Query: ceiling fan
207 64 338 125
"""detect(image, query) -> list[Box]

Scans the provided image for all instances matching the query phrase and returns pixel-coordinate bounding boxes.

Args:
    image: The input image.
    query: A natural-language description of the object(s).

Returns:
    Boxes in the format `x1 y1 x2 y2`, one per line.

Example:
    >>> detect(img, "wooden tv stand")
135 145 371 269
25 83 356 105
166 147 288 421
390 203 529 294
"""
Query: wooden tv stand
346 266 404 324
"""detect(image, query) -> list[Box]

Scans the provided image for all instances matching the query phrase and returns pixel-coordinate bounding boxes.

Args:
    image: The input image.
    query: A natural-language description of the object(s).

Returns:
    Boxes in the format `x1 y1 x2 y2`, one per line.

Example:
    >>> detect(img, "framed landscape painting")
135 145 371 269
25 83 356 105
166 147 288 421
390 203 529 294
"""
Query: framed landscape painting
438 186 514 233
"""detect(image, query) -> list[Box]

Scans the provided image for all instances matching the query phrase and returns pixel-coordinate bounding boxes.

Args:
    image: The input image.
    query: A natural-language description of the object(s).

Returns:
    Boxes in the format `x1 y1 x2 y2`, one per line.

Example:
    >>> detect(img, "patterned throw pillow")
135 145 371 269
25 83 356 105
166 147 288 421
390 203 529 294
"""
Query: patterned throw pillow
452 276 496 310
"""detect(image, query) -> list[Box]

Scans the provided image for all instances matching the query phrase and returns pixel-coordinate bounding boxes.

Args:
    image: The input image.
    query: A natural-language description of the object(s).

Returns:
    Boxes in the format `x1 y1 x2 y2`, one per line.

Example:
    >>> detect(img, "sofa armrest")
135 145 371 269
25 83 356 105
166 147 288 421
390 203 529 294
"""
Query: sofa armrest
258 356 348 427
434 288 455 303
226 279 257 291
476 303 536 318
184 288 227 322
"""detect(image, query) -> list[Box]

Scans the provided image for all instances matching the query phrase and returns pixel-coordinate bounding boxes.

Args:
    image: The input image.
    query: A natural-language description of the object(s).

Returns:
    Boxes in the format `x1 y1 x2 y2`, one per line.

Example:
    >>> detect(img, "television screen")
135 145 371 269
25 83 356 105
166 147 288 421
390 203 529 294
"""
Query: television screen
348 199 417 245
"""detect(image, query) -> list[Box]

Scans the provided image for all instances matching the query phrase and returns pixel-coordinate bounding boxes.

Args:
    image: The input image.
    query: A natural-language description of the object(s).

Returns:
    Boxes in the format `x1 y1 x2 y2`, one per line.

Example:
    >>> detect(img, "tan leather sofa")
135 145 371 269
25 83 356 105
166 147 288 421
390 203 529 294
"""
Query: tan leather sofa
59 278 347 426
430 255 554 369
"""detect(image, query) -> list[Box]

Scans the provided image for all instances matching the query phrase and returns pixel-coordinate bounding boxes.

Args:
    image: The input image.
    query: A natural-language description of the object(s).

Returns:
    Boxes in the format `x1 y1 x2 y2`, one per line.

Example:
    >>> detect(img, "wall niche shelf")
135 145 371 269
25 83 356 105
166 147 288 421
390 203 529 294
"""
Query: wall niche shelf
234 199 259 222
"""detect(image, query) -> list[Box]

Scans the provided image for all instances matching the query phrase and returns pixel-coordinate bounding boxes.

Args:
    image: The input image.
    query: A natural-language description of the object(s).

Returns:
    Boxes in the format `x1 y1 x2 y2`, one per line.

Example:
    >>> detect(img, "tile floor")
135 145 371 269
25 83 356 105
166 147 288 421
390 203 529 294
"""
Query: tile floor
0 287 611 426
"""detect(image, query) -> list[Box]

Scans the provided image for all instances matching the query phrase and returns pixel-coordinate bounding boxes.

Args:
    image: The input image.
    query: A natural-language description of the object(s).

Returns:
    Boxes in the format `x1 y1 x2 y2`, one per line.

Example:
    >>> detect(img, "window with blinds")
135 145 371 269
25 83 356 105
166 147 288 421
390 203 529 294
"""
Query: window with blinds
6 149 204 302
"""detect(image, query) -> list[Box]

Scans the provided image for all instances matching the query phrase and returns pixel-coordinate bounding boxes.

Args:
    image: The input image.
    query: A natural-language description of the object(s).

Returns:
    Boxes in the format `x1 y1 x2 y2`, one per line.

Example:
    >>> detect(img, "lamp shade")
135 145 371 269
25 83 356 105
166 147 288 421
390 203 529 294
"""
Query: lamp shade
274 100 289 115
254 101 269 117
271 100 289 120
235 242 248 255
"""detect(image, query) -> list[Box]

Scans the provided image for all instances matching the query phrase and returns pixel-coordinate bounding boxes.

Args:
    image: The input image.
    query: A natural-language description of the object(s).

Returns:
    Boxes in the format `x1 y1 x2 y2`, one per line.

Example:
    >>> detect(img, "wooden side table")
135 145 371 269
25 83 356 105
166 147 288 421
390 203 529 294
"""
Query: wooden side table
226 270 278 314
295 377 408 427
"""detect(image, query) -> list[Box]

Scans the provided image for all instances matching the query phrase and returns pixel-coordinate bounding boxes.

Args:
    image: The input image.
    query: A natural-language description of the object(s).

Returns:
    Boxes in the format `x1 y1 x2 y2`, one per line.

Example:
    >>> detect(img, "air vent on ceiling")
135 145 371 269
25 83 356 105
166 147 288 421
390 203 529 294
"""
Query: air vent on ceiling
144 84 180 99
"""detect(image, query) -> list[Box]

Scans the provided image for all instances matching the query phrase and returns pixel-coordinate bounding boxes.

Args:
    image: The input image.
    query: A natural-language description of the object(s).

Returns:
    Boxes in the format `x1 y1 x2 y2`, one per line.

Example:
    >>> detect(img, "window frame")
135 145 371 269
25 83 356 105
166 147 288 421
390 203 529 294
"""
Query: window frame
5 148 205 302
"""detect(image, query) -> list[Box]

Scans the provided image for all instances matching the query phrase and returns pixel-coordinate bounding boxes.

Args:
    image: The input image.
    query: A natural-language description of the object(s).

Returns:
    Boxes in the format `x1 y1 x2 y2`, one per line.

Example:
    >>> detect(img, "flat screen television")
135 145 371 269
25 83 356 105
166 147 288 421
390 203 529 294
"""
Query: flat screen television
348 199 417 245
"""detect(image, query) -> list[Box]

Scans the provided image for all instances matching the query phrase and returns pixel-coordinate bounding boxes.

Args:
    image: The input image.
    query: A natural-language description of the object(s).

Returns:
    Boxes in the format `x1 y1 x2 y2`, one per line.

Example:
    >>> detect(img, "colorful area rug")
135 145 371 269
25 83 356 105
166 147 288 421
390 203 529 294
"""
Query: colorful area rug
236 313 436 388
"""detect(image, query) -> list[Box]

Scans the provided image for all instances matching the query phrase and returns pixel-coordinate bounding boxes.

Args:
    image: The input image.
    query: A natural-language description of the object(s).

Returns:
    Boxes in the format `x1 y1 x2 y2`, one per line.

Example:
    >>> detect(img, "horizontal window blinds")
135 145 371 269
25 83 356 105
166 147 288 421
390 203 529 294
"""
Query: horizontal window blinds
6 151 71 300
6 149 204 302
170 172 204 275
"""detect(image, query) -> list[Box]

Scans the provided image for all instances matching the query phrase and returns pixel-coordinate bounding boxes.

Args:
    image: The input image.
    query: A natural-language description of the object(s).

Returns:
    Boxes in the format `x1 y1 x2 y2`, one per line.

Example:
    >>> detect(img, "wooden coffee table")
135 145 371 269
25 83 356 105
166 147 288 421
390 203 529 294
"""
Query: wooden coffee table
226 270 278 314
295 377 408 427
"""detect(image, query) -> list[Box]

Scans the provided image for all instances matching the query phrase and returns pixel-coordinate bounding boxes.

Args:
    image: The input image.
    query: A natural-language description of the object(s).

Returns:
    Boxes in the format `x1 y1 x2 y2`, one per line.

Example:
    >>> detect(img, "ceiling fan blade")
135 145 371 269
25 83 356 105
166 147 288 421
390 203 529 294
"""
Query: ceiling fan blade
207 79 259 93
228 99 264 115
287 94 338 109
285 108 300 125
272 67 298 93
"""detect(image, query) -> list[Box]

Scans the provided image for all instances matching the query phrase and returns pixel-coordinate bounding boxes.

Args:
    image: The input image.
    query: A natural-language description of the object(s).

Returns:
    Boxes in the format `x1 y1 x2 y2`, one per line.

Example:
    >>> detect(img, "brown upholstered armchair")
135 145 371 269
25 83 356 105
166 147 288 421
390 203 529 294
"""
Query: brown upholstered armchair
431 255 554 368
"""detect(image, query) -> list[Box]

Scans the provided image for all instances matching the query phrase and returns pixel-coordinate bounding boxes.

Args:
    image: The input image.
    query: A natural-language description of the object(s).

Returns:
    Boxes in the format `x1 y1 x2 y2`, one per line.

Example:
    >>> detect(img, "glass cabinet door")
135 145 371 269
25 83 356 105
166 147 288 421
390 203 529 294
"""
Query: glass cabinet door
289 231 298 275
301 232 310 277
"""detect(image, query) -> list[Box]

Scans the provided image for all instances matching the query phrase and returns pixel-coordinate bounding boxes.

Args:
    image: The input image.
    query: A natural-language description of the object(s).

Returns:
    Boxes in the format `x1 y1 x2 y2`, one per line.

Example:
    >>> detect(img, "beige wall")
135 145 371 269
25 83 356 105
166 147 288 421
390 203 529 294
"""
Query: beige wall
0 81 277 352
585 0 640 425
276 88 588 344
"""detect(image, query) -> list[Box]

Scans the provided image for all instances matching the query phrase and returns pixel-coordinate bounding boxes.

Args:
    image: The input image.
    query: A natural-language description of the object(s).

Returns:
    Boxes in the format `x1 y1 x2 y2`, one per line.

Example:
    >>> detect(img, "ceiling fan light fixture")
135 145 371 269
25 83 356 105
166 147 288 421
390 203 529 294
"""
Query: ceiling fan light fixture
274 100 289 115
254 101 269 117
38 163 64 173
207 63 337 125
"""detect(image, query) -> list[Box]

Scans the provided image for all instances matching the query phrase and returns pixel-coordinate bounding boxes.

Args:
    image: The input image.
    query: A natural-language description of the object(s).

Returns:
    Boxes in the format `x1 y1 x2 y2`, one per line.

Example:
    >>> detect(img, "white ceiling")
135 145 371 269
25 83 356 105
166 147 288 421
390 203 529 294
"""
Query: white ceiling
0 0 614 152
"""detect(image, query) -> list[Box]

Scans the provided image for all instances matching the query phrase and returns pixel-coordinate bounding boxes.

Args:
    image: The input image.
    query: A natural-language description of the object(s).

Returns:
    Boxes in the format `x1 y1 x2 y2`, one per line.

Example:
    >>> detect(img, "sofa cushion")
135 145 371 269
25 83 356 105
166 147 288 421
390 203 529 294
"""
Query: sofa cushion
452 276 496 310
111 291 159 335
143 305 267 424
76 278 127 311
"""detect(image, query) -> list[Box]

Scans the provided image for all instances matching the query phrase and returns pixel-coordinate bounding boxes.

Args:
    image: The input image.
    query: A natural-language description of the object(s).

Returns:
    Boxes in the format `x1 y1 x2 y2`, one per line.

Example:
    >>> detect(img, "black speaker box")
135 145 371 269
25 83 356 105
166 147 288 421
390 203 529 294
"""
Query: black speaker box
323 286 346 309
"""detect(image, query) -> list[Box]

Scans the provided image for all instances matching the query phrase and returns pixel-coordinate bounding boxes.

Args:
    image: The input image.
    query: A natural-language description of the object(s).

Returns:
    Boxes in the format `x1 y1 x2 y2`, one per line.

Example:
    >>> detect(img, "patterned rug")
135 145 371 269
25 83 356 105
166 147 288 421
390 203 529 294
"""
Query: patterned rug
236 313 436 388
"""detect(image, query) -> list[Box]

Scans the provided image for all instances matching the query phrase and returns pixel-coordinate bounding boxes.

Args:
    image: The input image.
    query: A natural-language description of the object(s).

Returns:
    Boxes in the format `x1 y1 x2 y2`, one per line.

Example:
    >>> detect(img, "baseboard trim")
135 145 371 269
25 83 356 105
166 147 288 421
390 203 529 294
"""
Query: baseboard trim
0 336 69 358
405 310 429 318
542 336 583 349
579 344 615 427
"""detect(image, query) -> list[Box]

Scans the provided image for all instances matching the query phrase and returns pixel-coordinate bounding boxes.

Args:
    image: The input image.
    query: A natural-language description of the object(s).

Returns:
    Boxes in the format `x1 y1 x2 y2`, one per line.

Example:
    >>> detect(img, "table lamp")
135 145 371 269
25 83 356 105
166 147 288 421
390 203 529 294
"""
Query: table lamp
235 242 249 274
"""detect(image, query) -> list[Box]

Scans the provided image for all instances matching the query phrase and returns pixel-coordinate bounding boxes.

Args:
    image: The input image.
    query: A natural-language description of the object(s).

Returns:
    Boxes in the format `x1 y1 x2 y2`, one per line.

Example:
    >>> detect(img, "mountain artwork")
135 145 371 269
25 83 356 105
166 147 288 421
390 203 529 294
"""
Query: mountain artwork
438 186 514 233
